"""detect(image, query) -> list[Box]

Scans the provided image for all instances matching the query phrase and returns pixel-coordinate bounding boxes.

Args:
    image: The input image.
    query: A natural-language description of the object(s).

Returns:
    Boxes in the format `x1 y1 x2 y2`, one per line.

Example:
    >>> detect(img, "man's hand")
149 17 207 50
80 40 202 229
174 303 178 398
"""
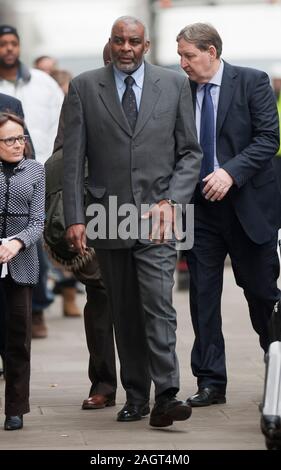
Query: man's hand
142 200 175 243
203 168 234 201
0 239 23 263
65 224 87 255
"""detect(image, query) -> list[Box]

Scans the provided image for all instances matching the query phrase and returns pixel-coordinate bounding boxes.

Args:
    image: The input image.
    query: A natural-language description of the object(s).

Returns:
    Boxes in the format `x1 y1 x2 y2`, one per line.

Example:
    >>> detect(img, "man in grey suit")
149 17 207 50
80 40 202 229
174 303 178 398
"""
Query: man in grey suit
63 16 202 428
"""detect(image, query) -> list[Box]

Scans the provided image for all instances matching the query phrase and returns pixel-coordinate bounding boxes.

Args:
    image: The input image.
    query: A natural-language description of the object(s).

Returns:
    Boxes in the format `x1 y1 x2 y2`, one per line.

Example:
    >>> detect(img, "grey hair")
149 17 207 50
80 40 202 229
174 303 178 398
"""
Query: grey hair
111 16 149 41
177 23 222 58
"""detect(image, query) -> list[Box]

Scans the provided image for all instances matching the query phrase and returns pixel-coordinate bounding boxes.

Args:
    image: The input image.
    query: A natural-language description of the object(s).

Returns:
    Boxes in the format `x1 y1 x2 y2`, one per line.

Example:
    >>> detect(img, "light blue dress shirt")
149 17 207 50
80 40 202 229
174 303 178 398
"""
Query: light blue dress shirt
113 62 144 111
196 60 224 171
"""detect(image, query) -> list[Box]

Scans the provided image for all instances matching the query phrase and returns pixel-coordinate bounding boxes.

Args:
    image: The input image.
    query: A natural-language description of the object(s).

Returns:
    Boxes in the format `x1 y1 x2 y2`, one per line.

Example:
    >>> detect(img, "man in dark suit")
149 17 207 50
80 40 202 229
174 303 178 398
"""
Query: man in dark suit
177 23 281 406
63 16 202 427
0 92 33 376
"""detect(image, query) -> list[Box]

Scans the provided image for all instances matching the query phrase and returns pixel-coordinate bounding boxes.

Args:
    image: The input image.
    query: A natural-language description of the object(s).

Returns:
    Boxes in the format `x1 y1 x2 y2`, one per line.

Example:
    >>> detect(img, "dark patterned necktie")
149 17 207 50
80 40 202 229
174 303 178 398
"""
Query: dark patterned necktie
199 83 215 181
122 75 138 131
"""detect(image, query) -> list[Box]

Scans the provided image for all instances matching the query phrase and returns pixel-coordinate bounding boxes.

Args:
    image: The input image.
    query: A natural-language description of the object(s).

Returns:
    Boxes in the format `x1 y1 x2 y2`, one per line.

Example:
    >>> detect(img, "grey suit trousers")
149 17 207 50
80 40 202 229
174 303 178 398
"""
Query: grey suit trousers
96 241 179 402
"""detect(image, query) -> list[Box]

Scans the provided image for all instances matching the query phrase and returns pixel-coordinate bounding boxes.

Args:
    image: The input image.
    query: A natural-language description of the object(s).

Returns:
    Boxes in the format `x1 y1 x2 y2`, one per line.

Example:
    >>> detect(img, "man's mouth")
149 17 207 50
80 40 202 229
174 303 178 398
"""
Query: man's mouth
119 57 133 62
5 55 15 61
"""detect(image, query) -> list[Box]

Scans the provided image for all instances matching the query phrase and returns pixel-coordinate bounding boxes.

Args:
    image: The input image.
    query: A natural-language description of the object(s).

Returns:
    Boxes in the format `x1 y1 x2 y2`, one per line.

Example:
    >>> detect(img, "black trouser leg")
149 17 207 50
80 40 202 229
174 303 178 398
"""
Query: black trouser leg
84 279 117 397
2 278 32 416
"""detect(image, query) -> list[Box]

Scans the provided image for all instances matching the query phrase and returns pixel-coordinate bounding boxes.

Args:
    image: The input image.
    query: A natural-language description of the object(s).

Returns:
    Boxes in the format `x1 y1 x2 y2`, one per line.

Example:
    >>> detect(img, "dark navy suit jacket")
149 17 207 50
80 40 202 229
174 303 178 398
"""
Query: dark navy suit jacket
190 61 281 244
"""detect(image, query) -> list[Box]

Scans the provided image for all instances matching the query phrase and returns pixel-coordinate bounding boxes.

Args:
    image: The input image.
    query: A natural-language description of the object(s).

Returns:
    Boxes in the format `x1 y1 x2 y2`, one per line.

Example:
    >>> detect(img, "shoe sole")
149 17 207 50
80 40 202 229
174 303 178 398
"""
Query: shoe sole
150 403 192 427
189 397 226 407
82 400 116 410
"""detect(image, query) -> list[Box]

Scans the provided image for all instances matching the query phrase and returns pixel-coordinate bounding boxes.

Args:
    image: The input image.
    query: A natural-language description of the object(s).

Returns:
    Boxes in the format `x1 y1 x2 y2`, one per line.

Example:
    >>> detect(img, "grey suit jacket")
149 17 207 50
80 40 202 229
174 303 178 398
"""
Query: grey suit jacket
63 62 202 249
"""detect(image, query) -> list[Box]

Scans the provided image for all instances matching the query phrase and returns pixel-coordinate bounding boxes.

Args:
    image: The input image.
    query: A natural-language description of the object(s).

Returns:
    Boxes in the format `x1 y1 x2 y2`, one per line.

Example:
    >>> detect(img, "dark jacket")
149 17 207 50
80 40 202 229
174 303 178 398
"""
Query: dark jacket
190 62 281 244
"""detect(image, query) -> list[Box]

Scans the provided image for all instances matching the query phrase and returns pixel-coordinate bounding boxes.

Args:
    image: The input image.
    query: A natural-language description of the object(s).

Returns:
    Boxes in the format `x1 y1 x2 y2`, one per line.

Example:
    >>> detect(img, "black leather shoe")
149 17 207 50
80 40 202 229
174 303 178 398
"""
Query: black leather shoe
150 397 192 427
187 387 226 407
4 415 23 431
117 402 150 422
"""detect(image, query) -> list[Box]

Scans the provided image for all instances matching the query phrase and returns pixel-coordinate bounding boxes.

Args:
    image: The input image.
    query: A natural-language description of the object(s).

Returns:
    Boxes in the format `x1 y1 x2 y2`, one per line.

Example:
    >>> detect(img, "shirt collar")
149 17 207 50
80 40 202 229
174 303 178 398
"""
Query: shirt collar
197 59 224 92
113 62 145 90
0 61 31 83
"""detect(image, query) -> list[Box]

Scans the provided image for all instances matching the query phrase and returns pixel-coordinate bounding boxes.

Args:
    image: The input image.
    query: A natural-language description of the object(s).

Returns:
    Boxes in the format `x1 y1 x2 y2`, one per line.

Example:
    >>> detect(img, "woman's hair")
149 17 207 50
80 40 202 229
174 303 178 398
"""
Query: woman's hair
0 111 32 158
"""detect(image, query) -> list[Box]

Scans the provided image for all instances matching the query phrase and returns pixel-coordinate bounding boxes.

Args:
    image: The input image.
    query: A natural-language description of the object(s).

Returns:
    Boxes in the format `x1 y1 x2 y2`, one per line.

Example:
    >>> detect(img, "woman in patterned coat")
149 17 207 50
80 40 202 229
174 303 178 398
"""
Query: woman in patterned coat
0 112 45 430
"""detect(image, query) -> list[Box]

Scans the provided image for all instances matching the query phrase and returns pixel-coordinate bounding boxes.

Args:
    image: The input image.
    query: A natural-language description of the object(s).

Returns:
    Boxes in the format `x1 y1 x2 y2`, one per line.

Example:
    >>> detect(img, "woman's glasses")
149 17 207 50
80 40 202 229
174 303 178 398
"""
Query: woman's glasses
0 135 29 146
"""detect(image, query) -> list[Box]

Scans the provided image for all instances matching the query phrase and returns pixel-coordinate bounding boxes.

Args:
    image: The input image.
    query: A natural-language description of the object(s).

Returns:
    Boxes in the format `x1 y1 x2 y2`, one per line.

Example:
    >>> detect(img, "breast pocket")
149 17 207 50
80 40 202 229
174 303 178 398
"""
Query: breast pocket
153 109 175 120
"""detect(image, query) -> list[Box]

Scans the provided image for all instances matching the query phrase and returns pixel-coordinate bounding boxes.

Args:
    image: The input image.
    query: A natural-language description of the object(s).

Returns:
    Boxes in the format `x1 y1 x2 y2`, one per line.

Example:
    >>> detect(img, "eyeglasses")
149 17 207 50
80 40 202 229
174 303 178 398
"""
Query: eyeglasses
0 135 29 146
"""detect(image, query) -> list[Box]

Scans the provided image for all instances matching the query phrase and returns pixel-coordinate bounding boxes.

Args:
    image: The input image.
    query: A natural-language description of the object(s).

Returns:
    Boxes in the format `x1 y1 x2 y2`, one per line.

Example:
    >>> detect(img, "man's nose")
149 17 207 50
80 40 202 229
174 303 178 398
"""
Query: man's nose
180 57 188 69
122 41 131 51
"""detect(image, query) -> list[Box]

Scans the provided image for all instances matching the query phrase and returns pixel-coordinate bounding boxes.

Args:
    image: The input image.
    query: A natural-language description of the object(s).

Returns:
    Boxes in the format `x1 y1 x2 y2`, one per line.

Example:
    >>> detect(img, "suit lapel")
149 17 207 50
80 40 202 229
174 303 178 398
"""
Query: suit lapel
98 63 162 138
216 62 238 135
98 64 132 136
133 63 161 139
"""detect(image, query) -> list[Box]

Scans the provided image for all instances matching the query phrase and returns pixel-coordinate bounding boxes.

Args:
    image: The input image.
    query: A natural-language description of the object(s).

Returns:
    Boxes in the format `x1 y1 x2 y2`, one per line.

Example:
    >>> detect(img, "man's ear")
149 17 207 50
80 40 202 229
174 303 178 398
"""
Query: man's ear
144 41 150 54
209 45 217 60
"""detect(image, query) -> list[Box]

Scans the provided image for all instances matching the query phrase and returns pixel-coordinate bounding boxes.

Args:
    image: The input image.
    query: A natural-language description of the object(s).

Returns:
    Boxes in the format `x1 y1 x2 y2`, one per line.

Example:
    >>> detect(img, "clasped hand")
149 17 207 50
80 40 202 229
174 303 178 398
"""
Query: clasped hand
202 168 233 201
0 239 23 263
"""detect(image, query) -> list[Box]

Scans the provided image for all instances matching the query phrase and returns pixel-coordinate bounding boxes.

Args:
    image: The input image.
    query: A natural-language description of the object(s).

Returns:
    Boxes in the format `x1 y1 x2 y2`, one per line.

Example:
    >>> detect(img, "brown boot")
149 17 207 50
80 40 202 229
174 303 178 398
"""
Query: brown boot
32 311 48 339
62 287 81 317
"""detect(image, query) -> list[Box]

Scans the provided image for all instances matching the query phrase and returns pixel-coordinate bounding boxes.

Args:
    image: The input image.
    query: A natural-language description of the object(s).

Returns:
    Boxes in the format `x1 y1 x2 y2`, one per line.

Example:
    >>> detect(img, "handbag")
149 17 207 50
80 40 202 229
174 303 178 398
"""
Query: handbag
44 146 99 277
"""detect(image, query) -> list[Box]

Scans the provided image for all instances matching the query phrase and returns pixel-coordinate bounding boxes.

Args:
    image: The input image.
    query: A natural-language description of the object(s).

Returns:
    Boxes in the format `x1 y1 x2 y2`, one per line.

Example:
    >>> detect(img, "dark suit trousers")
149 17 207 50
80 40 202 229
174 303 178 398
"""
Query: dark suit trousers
96 241 179 402
0 277 32 415
84 279 117 398
186 187 280 393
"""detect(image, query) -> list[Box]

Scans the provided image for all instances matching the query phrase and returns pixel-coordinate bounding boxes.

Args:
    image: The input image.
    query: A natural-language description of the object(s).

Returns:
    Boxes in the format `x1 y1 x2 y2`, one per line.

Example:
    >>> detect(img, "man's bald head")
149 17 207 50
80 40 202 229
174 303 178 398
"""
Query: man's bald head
109 16 150 73
111 16 148 41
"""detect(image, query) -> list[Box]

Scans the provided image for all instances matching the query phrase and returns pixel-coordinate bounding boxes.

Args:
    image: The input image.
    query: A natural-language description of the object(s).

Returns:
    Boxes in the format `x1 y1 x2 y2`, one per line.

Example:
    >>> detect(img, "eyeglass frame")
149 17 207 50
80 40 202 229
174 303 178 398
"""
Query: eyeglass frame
0 135 29 147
